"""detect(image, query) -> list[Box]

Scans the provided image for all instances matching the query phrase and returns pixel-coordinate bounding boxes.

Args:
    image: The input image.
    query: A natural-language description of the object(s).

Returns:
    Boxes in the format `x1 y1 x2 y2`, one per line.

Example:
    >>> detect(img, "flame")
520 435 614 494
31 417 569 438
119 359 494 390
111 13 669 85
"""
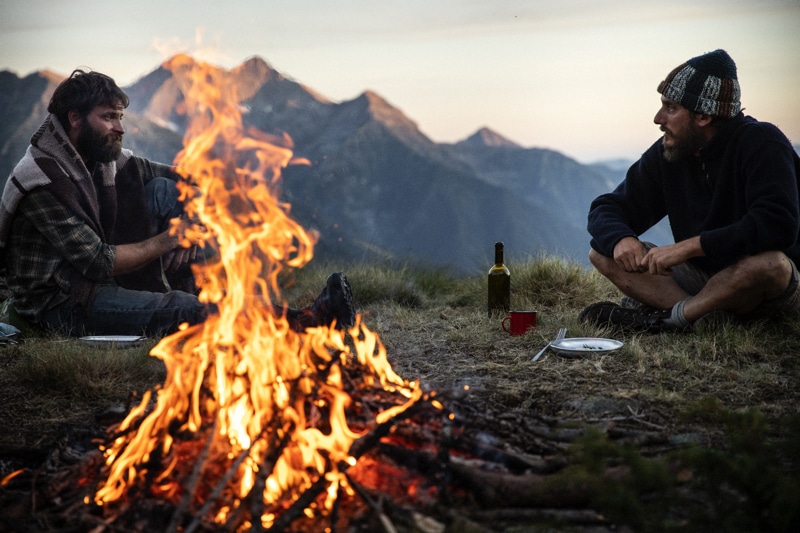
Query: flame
94 54 420 526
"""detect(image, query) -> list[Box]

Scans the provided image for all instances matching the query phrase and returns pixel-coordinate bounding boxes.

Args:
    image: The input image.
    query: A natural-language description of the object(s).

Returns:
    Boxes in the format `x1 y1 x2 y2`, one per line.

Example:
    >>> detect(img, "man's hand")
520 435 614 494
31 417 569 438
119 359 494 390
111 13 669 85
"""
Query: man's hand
163 246 197 272
163 217 203 272
641 236 704 276
613 237 648 273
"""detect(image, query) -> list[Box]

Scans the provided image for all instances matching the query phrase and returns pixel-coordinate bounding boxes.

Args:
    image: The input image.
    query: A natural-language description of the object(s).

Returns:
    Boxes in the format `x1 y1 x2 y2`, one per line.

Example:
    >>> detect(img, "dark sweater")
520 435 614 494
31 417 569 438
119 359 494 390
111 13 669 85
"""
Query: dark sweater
588 113 800 273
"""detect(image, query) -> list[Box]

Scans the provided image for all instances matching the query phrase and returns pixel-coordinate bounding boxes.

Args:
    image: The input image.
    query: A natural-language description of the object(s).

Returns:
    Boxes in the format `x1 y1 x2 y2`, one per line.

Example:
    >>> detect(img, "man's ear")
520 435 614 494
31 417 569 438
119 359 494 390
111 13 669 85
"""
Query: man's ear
694 113 714 128
67 110 82 131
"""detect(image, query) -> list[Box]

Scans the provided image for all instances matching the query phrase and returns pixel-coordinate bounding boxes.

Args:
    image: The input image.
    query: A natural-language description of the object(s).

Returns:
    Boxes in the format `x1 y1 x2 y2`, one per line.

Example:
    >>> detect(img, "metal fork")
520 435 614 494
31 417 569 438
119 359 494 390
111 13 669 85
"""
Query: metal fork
532 327 566 362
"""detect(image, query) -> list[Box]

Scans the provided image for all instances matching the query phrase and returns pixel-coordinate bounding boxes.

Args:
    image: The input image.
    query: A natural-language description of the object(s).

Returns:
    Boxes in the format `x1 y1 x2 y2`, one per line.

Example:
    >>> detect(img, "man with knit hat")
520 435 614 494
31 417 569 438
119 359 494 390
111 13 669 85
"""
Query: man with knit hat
580 49 800 333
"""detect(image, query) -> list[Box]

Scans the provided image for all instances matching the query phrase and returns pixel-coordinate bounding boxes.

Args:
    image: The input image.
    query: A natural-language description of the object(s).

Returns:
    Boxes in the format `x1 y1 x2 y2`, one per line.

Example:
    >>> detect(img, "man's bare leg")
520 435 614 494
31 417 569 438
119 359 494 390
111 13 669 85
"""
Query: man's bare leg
682 251 792 322
590 248 793 323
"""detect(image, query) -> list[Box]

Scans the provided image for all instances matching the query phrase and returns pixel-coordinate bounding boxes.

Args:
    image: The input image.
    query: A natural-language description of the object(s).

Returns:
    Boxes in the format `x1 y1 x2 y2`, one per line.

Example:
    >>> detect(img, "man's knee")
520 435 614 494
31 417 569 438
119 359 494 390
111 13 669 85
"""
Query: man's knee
589 247 615 274
145 177 183 229
731 251 793 293
588 247 602 266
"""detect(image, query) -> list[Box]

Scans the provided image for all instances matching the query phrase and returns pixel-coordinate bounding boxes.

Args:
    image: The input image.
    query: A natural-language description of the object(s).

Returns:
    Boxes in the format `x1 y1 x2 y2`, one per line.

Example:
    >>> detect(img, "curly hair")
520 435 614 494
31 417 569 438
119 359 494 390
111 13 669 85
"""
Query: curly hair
47 69 130 129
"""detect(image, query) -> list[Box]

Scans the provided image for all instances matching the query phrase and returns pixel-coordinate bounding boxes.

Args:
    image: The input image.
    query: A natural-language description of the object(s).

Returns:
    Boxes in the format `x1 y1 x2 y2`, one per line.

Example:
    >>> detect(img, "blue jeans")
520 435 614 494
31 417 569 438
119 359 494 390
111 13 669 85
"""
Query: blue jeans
42 284 210 337
41 178 211 337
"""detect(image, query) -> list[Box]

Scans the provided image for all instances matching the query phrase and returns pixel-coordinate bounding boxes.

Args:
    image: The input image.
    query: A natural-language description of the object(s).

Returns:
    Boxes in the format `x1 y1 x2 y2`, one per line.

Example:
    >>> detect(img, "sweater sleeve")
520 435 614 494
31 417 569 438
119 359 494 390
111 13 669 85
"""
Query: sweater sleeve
131 156 182 184
699 134 800 260
588 141 668 257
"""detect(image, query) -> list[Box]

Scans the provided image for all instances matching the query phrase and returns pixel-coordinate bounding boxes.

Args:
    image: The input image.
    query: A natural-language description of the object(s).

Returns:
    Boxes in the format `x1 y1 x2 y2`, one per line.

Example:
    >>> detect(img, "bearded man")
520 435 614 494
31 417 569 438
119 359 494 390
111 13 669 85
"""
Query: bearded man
580 49 800 332
0 69 354 337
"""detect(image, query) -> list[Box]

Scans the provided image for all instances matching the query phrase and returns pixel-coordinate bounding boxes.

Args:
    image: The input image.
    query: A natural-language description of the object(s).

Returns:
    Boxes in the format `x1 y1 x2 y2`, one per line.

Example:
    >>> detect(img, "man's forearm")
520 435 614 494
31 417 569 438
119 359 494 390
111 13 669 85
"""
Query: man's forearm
112 229 178 275
642 236 705 275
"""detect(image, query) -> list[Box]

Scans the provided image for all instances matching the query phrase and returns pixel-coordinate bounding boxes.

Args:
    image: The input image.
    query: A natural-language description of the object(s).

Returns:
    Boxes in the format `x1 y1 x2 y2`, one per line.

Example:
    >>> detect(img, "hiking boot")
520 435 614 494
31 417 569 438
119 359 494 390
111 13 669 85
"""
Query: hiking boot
579 301 673 334
619 295 659 312
287 272 356 331
310 272 356 329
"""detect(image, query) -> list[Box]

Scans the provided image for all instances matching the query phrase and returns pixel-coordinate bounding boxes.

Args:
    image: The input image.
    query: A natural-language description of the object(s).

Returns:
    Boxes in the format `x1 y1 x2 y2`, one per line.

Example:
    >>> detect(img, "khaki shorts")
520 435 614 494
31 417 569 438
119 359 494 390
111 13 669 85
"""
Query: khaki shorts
642 242 800 318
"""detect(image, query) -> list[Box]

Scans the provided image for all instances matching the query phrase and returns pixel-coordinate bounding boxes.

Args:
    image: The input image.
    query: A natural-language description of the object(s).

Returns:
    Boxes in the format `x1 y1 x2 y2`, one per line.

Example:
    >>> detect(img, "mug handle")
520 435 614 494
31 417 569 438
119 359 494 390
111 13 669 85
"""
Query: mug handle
502 315 511 333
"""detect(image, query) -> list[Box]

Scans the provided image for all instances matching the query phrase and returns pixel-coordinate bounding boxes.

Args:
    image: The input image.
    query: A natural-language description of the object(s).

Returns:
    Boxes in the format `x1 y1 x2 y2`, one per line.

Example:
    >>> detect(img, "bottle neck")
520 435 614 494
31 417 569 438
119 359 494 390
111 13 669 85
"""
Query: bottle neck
494 247 504 265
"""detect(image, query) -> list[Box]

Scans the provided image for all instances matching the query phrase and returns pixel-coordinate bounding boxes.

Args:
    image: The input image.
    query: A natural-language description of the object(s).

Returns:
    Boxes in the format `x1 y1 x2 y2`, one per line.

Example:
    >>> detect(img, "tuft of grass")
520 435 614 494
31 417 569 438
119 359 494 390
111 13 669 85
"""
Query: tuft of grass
511 253 619 310
11 338 164 399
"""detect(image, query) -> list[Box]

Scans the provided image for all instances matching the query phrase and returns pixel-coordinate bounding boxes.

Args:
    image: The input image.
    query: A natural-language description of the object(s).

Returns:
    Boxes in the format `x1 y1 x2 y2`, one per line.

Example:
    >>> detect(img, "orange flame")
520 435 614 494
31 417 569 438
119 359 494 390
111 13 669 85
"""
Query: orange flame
94 54 420 527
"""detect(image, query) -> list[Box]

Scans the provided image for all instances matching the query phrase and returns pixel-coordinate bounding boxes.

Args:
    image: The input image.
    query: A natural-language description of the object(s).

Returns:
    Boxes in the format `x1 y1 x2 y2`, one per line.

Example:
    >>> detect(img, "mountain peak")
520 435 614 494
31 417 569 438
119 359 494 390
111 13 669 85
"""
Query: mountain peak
39 69 65 83
233 55 281 83
357 90 421 133
459 127 521 148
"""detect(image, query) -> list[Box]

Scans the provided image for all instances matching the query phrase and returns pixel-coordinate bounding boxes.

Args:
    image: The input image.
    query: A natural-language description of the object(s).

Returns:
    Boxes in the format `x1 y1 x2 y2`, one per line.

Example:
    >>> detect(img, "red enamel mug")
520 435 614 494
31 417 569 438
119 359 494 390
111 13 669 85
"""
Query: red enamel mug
502 310 537 336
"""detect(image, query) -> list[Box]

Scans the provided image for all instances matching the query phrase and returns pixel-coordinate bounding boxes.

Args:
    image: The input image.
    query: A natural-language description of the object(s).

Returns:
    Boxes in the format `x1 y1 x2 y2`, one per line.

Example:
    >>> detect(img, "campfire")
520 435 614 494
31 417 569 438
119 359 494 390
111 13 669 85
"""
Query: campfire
91 55 426 530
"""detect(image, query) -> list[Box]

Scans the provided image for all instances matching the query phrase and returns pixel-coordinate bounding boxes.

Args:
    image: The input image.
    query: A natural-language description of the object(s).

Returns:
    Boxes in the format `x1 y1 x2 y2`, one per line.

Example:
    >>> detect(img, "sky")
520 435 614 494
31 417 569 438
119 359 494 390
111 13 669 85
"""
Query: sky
2 0 799 163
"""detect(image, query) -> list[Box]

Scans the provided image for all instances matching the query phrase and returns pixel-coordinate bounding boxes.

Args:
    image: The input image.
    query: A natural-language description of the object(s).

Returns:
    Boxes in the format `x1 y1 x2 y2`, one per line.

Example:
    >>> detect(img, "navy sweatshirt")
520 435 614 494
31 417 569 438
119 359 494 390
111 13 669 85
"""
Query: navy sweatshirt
588 113 800 274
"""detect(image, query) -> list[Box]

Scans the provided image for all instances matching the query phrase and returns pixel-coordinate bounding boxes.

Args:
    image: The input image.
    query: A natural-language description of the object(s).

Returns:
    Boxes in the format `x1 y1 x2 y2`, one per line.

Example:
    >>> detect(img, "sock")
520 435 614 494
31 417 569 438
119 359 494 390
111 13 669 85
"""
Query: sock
663 297 692 329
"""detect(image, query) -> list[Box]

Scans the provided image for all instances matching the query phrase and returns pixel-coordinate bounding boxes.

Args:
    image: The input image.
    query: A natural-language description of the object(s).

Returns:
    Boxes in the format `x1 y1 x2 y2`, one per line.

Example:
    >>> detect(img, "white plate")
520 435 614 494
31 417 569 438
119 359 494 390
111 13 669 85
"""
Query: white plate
79 335 146 348
549 337 623 358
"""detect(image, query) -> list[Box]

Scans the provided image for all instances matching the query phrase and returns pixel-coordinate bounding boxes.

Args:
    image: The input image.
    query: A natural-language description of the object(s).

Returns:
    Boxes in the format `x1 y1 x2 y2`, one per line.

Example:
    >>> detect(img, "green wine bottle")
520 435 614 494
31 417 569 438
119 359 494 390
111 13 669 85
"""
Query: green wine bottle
488 242 510 317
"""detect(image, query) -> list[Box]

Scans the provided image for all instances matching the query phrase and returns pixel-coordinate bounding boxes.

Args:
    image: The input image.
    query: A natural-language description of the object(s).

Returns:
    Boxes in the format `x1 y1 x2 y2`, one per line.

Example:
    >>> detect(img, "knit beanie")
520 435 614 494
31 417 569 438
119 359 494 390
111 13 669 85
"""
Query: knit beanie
657 49 741 118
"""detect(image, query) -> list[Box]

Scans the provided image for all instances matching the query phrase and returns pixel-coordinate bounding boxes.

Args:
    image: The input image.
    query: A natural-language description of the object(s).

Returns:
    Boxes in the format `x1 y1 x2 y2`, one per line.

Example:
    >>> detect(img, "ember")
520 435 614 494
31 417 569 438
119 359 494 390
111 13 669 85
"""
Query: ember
92 55 423 529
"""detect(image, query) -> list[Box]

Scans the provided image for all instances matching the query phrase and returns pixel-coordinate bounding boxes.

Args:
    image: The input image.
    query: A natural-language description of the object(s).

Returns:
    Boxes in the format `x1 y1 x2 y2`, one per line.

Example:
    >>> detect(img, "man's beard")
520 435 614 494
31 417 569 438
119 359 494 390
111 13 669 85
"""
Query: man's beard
76 121 123 163
661 123 704 162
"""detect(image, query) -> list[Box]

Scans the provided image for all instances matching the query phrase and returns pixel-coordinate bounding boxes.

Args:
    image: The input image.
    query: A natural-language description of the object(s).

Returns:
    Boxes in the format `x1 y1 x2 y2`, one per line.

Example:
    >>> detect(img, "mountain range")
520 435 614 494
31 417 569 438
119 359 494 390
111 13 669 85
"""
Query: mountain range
1 56 674 271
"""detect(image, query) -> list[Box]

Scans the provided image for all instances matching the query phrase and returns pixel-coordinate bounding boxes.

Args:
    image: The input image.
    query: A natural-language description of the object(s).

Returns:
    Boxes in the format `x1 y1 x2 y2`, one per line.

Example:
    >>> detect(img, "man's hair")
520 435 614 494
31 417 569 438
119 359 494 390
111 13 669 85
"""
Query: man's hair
47 69 130 129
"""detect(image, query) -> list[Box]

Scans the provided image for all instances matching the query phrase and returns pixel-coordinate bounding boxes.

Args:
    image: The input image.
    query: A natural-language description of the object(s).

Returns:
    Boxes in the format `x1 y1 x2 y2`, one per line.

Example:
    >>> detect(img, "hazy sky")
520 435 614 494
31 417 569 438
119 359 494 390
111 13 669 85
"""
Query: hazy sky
2 0 799 163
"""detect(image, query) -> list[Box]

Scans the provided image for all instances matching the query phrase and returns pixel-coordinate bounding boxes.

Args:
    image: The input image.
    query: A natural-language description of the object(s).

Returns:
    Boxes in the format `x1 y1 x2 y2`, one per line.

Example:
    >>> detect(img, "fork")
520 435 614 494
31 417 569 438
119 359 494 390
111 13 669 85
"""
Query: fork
532 327 567 362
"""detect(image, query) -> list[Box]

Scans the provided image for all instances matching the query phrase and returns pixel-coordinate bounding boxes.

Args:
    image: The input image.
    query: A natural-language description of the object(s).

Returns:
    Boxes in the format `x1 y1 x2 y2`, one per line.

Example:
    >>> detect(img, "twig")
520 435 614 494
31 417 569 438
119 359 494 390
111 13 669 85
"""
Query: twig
166 418 219 532
184 431 258 533
582 413 666 431
470 507 607 525
247 421 294 533
265 471 331 532
75 512 145 533
348 397 431 460
344 473 398 533
330 480 343 533
435 414 452 505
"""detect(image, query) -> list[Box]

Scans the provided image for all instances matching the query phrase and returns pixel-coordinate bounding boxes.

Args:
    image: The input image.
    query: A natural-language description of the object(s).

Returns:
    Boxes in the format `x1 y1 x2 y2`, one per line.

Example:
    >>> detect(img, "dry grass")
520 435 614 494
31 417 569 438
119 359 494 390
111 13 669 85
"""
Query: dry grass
0 337 163 450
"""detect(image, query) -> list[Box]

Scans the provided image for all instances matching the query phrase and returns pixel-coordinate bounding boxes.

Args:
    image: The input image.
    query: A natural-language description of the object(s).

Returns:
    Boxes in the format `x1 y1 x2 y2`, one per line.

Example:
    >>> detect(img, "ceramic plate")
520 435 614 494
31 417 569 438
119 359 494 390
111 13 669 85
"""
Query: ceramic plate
549 337 623 358
79 335 146 348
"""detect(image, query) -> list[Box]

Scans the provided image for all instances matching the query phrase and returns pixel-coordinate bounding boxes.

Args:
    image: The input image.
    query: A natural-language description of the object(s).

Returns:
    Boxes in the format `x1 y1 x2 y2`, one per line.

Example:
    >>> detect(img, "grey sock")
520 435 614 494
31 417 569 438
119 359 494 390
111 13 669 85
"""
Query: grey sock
663 297 691 329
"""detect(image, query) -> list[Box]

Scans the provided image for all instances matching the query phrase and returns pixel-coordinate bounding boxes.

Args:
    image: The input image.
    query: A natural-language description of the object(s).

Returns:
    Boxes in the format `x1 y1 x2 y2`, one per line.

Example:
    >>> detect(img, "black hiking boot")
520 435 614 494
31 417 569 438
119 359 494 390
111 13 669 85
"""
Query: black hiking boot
619 296 661 313
287 272 355 331
310 272 355 329
579 301 674 334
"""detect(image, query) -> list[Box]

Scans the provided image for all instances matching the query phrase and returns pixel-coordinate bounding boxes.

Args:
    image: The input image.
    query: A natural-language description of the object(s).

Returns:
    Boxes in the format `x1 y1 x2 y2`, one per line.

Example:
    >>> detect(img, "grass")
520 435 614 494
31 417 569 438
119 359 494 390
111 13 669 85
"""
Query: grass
1 254 799 530
0 336 164 449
